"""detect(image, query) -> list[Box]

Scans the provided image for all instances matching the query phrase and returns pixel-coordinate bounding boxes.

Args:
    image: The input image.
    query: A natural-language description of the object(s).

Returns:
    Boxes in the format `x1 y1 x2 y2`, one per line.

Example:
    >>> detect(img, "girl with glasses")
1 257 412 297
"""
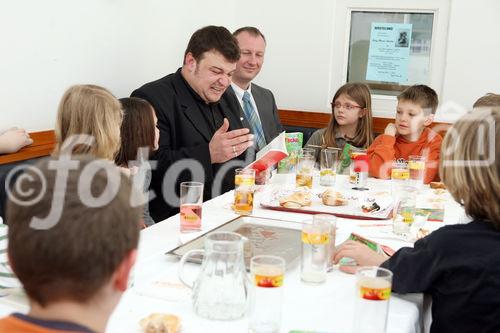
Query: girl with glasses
305 83 374 171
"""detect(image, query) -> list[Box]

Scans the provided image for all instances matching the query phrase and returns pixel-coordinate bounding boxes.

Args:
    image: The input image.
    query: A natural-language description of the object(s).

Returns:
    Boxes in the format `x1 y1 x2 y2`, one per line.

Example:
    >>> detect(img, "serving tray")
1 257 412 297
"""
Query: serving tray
260 187 394 220
166 216 303 269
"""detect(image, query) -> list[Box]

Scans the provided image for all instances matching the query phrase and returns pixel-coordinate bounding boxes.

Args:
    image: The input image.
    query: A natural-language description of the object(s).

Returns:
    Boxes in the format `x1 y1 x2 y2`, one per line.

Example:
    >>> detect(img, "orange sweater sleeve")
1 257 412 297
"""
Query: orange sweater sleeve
367 134 396 179
423 133 443 184
0 315 62 332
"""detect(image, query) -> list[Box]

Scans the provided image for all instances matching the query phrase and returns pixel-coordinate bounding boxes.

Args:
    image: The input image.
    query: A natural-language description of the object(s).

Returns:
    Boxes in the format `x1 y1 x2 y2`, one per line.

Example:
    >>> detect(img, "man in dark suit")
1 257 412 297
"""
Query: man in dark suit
131 26 255 222
224 27 283 150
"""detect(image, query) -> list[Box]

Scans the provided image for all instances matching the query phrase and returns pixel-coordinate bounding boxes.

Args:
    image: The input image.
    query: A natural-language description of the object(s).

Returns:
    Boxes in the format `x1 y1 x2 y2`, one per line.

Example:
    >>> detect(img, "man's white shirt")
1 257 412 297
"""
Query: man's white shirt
230 82 262 122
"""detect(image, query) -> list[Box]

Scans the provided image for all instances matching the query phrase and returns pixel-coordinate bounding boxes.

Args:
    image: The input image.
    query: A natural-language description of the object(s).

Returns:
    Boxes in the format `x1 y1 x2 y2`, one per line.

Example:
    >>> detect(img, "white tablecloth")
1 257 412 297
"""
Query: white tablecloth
0 175 465 333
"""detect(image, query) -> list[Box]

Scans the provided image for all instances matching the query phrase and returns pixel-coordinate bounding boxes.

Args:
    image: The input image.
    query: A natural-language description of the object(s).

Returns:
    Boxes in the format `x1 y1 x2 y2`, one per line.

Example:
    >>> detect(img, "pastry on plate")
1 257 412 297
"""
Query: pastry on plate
279 190 312 208
429 182 446 189
321 189 348 206
140 313 180 333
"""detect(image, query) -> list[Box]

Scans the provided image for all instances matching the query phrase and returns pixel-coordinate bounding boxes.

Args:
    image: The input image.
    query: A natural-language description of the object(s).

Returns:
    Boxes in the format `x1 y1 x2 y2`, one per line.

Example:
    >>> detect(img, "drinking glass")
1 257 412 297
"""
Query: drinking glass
313 214 337 272
391 159 409 194
408 155 426 188
179 181 203 233
248 255 285 333
296 148 315 188
233 168 255 215
353 267 393 333
320 148 338 186
392 186 417 235
301 220 331 284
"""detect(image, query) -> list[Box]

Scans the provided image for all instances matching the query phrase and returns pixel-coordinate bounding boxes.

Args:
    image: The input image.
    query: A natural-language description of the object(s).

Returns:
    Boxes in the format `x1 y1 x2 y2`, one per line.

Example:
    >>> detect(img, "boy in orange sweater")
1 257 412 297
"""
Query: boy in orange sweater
368 85 442 184
0 156 141 333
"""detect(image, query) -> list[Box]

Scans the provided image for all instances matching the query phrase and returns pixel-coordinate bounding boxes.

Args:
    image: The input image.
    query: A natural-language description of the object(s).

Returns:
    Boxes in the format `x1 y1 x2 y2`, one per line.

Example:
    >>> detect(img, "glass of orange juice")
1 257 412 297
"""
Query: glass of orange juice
234 168 255 215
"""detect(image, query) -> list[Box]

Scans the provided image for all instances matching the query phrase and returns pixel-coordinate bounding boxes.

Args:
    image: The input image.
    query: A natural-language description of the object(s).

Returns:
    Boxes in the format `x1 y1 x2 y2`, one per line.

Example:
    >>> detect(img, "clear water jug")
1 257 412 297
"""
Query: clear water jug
178 231 249 320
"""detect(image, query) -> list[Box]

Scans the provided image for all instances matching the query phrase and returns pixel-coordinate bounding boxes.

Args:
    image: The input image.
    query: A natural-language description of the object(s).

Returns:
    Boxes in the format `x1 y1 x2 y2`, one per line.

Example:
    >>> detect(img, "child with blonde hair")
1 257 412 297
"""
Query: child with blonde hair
334 108 500 332
473 92 500 108
54 84 122 160
1 85 124 291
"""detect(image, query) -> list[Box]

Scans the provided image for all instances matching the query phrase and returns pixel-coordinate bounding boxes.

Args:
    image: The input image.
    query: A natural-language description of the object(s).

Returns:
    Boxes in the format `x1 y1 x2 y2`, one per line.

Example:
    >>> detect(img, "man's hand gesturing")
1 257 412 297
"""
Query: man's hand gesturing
209 119 254 163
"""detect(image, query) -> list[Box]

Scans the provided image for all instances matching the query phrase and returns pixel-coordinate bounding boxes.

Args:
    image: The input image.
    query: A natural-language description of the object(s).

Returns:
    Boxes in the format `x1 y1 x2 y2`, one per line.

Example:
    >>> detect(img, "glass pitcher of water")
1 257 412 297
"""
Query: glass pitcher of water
178 231 249 320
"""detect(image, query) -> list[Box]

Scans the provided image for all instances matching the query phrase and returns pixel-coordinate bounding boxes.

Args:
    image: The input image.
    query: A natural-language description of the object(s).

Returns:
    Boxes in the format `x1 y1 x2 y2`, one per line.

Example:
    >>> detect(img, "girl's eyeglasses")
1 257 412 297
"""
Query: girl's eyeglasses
331 102 363 111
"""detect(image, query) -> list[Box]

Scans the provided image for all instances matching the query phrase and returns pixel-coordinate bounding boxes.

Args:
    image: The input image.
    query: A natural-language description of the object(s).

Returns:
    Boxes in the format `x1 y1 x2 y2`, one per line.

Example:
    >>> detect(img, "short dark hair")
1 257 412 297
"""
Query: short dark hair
115 97 156 166
7 156 142 306
233 26 266 43
397 84 439 115
184 25 240 63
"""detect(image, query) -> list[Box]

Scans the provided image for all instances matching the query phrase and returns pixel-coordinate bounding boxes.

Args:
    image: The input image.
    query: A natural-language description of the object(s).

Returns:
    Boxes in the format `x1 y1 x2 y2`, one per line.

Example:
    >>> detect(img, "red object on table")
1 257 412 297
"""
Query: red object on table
353 154 369 173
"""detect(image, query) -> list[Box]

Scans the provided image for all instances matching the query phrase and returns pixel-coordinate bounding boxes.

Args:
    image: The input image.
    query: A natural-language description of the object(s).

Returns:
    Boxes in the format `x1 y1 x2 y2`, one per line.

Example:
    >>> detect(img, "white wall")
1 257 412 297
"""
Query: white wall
441 0 500 111
1 0 499 131
0 0 237 131
237 0 337 111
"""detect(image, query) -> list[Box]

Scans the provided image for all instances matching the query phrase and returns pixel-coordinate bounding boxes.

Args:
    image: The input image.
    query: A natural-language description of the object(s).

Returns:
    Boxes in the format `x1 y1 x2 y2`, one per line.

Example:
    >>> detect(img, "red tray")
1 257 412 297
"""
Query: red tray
260 202 392 220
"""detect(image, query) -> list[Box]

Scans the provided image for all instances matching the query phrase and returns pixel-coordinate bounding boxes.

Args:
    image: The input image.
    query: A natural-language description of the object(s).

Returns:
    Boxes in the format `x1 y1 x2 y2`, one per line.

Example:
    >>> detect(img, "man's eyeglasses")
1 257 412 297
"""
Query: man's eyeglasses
331 102 363 111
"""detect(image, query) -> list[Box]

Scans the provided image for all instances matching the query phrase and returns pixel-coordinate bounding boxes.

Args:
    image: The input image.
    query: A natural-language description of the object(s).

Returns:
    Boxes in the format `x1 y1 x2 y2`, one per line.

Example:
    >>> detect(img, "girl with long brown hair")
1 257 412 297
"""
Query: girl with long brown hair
306 83 374 150
115 97 159 226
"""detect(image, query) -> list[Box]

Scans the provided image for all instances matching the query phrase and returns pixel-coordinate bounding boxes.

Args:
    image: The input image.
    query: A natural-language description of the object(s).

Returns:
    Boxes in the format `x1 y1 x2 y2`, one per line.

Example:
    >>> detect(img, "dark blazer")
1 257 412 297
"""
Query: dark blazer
131 69 250 222
223 83 283 146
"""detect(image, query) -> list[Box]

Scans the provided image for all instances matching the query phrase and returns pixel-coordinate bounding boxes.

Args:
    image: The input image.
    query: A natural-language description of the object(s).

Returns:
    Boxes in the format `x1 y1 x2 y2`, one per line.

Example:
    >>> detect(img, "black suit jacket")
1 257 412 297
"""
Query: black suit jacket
223 83 282 146
131 69 251 222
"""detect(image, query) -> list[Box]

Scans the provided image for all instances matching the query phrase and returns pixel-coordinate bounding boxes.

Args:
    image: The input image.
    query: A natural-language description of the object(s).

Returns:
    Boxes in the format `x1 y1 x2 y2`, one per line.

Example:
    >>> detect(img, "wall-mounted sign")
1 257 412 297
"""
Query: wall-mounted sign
366 22 413 83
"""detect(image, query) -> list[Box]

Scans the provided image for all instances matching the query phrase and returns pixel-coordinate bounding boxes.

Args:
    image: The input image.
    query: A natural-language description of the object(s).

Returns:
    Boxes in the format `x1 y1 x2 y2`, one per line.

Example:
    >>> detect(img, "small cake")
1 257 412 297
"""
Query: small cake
430 182 446 189
279 191 312 208
321 189 348 206
140 313 180 333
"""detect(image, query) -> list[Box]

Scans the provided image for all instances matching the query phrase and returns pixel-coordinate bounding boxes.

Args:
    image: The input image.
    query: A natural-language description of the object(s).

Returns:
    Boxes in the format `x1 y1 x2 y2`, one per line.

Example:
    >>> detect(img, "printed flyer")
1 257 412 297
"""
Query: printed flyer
366 22 413 83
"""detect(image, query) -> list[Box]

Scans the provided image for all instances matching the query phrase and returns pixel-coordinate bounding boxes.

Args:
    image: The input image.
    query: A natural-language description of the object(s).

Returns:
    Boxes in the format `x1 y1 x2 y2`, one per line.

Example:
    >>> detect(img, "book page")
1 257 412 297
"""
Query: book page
256 131 286 160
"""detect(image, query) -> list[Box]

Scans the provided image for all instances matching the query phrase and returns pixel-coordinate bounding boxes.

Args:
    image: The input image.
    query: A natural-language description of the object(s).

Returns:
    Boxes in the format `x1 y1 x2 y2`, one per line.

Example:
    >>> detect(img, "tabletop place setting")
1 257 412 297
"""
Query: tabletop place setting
122 146 461 333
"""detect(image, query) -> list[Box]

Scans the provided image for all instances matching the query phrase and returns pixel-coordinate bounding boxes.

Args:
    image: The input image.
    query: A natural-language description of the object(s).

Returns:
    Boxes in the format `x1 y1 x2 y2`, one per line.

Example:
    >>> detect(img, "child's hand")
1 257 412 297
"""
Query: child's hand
384 123 397 137
119 166 139 177
0 127 33 154
333 240 388 274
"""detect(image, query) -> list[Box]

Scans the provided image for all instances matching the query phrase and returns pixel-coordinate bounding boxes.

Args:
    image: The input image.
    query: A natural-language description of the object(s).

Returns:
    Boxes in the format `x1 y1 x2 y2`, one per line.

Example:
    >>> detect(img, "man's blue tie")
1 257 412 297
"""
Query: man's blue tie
242 91 266 150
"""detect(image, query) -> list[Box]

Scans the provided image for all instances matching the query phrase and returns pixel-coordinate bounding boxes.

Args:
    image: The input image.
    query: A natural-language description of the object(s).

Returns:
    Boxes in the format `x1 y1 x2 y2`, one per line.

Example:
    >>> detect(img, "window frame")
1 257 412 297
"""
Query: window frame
330 0 450 119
